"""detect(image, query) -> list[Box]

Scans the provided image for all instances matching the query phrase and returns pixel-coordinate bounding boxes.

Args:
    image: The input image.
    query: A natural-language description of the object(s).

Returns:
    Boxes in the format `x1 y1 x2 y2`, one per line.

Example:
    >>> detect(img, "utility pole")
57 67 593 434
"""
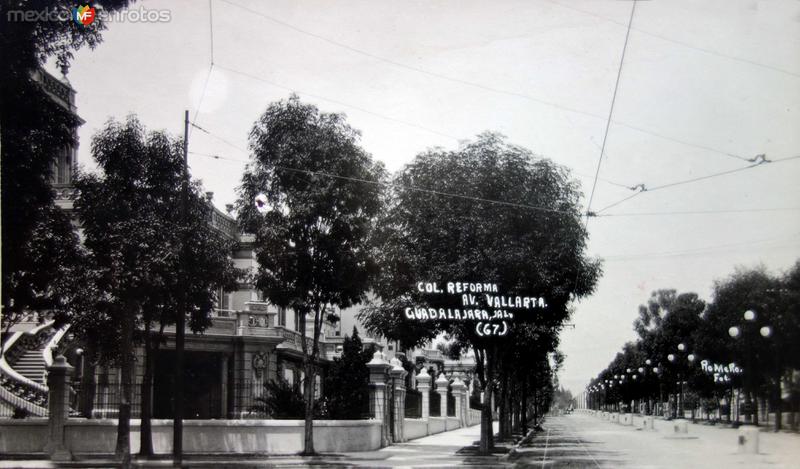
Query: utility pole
173 110 189 466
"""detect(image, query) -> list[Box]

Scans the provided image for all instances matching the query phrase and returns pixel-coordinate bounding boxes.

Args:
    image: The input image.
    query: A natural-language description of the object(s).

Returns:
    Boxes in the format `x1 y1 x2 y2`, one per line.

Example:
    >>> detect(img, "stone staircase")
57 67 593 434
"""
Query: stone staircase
0 323 56 415
12 348 48 384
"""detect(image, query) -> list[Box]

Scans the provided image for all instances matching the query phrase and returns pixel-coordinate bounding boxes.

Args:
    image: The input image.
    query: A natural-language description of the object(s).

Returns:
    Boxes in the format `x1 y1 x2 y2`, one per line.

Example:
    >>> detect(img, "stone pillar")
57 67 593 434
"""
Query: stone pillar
389 358 407 443
367 351 391 447
672 419 689 434
641 415 655 430
220 354 228 417
417 368 431 421
452 377 467 428
44 356 74 462
738 425 759 453
435 373 449 427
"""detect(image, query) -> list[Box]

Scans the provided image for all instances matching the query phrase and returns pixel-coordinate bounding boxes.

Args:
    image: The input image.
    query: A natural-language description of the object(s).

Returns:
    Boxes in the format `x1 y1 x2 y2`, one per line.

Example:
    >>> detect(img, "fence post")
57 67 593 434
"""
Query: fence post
389 358 407 443
44 355 74 462
452 377 467 428
367 351 391 447
417 368 431 421
435 373 449 429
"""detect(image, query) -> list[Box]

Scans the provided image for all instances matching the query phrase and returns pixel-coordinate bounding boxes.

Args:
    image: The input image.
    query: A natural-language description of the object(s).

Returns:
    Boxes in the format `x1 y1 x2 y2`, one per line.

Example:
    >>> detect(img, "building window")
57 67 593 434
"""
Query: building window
217 288 231 311
278 307 286 327
52 147 72 185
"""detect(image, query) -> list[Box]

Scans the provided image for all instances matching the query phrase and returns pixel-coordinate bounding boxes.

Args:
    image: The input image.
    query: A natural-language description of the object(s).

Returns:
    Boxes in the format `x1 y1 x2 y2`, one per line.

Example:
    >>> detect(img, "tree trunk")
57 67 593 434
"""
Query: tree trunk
302 360 316 455
506 376 519 438
80 345 97 419
499 371 509 439
511 382 520 434
299 304 323 456
139 320 154 457
479 345 495 455
753 392 759 426
115 304 135 468
139 320 164 457
774 371 782 432
520 379 528 434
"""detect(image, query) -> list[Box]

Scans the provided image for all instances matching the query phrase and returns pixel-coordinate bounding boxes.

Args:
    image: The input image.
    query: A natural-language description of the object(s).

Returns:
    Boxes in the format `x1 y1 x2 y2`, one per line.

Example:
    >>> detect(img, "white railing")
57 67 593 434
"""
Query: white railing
44 325 70 367
0 321 54 416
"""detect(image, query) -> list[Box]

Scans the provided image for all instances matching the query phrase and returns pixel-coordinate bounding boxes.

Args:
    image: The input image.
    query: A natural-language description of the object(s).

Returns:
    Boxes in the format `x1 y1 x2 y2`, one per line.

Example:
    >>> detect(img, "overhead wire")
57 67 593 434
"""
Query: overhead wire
601 232 800 262
214 64 461 141
191 123 800 220
194 3 799 222
190 124 800 221
193 64 634 190
583 0 636 220
188 0 216 139
594 155 800 214
596 207 800 217
542 0 800 80
216 0 753 163
189 124 577 215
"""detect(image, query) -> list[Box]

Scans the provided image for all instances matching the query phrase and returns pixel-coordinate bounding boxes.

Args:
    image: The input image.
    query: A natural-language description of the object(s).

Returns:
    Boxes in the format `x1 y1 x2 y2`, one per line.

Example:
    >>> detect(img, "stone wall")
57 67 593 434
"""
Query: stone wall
1 419 382 455
0 419 48 454
404 418 429 440
428 417 447 435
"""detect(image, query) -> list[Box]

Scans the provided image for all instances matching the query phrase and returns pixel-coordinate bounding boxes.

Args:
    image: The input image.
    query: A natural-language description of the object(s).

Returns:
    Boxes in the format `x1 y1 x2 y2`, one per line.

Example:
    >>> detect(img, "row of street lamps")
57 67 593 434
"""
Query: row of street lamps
587 309 772 425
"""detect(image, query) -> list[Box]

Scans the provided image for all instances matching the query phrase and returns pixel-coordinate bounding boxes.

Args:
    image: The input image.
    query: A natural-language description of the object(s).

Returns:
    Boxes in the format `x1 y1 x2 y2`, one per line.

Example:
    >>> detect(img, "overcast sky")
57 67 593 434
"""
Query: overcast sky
60 0 800 394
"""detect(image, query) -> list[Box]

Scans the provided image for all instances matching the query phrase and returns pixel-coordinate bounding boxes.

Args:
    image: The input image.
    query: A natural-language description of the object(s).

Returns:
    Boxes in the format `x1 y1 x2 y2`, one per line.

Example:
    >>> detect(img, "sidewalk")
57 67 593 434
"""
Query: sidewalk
0 423 504 469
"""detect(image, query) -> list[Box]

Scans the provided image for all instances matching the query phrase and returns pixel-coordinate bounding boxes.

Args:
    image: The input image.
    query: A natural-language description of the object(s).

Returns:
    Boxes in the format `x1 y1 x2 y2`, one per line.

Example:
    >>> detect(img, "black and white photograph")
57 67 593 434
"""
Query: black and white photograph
1 1 799 467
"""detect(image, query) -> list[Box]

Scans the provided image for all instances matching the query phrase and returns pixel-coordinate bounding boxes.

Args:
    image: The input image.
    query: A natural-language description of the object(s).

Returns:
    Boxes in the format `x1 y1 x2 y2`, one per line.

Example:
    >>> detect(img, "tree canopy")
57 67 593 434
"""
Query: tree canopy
588 261 800 429
1 0 133 333
359 132 601 452
236 95 385 454
70 115 238 462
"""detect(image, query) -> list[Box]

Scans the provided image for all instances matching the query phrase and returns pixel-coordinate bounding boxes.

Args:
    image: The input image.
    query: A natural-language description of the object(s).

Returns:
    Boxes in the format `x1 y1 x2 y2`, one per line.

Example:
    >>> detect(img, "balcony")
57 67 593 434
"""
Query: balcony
206 305 338 361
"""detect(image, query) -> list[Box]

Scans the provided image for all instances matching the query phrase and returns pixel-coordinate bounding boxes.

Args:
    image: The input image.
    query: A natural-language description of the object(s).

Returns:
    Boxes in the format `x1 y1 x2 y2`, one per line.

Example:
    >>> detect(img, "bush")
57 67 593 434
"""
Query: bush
12 407 30 419
321 327 373 419
252 378 321 419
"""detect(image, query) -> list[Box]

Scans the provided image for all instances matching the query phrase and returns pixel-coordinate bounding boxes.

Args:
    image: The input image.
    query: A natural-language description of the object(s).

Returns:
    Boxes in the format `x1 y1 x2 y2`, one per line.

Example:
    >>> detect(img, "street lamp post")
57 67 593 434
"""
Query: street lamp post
637 366 649 414
667 343 696 420
652 365 664 417
728 309 772 426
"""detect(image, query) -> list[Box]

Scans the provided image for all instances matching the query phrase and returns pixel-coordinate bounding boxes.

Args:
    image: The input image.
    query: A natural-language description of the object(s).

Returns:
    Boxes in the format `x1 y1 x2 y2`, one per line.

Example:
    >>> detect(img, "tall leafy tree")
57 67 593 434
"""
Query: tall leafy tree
0 0 132 337
703 265 789 427
360 133 601 453
72 116 238 464
780 261 800 430
237 96 385 455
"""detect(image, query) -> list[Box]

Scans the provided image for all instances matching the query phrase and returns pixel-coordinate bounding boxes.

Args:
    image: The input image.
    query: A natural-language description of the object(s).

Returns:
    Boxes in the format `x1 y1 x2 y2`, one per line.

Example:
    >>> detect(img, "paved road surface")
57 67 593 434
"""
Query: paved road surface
3 415 798 468
512 412 800 468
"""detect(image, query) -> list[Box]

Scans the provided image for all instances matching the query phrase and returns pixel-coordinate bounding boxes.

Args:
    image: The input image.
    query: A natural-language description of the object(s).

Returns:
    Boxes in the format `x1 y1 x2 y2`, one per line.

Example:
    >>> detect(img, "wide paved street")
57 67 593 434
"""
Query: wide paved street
511 412 800 468
3 415 799 468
